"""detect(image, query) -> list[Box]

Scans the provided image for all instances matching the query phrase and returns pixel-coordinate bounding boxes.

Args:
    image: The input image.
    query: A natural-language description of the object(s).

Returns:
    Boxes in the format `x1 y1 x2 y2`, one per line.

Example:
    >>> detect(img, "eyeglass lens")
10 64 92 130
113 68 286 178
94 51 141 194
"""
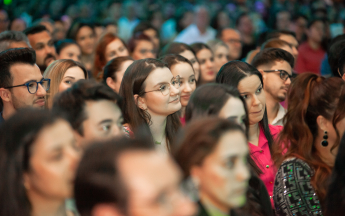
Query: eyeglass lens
28 80 50 94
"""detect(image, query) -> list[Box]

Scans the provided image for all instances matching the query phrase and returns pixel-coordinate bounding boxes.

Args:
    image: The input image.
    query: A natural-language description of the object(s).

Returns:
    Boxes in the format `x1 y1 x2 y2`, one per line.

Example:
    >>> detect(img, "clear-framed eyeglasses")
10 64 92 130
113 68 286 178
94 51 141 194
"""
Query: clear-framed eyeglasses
143 76 181 96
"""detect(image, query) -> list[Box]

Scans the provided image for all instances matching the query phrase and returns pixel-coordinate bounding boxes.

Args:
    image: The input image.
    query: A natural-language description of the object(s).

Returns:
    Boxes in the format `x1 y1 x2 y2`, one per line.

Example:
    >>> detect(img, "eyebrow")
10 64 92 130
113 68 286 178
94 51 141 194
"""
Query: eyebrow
240 83 262 94
24 77 44 84
98 119 113 126
63 76 76 80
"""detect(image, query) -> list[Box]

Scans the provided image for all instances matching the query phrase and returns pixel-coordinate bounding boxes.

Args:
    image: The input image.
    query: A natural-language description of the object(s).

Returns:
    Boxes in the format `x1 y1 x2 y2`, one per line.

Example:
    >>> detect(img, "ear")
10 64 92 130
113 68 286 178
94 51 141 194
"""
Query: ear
0 88 12 103
341 72 345 81
106 77 116 91
133 94 147 110
190 165 202 187
257 69 266 82
73 130 85 149
316 115 331 132
23 172 31 191
92 204 124 216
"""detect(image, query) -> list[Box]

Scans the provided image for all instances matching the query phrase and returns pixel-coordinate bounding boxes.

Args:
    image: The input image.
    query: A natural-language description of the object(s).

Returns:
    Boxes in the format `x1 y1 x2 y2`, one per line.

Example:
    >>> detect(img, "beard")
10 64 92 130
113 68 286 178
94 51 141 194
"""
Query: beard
38 54 56 72
12 93 29 110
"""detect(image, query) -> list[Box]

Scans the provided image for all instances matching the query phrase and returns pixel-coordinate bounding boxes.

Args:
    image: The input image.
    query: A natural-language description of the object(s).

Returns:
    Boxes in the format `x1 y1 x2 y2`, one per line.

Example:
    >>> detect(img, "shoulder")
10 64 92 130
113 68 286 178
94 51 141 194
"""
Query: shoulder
268 124 283 136
298 42 309 50
279 157 313 175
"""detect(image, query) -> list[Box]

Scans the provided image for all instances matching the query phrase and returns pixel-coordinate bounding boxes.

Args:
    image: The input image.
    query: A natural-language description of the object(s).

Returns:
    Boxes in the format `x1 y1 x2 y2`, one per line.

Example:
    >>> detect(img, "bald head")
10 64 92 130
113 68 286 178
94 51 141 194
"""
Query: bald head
219 28 242 60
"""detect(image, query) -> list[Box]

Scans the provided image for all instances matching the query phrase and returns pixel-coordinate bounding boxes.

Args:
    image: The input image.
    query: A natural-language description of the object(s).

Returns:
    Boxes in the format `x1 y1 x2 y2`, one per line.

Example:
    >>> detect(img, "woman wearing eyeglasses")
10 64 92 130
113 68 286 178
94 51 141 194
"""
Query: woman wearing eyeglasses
127 33 157 60
216 61 282 208
119 58 181 153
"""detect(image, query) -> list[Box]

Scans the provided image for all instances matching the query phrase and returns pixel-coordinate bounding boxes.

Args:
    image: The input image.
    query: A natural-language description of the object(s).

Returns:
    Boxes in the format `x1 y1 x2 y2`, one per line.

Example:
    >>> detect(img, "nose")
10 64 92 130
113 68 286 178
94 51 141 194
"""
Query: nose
252 95 261 107
236 161 250 182
112 124 122 137
170 84 180 96
206 60 214 70
293 47 299 57
146 52 155 59
36 83 47 97
183 82 193 93
285 77 291 85
68 147 81 173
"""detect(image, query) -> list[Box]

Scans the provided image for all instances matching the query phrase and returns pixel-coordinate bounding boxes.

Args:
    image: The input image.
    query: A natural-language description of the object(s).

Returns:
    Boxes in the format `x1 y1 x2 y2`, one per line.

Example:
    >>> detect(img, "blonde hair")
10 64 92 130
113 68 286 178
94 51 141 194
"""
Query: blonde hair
43 59 88 108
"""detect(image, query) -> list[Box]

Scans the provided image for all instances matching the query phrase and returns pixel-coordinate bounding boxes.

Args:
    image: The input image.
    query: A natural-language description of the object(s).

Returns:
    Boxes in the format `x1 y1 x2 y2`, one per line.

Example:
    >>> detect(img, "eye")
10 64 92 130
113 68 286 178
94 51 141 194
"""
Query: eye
242 95 248 99
52 152 63 161
226 158 236 169
256 87 262 94
189 78 196 83
102 124 111 132
65 80 72 84
160 84 167 91
190 59 196 64
28 82 36 88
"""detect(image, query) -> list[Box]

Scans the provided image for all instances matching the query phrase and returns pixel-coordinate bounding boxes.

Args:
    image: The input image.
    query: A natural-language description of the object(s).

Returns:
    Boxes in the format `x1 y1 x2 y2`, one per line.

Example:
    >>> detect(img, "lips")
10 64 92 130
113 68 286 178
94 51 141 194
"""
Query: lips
169 98 179 103
181 95 190 100
207 71 214 75
34 99 45 106
251 109 262 114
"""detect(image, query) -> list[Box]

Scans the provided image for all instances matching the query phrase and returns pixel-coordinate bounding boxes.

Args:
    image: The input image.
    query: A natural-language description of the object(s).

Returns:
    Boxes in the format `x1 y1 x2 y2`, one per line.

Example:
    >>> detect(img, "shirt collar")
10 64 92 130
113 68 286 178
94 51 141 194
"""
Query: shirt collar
271 104 286 126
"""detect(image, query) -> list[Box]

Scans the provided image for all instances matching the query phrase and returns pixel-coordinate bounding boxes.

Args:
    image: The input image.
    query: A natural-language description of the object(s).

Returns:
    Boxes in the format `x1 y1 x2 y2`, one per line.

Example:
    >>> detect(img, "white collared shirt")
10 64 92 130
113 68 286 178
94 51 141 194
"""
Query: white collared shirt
271 104 286 126
174 24 216 44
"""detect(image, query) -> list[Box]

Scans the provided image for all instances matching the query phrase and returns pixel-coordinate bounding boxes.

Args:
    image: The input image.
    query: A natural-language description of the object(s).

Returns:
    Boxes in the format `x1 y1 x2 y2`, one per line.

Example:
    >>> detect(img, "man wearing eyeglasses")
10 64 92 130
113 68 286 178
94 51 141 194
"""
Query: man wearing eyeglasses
251 48 294 126
0 48 49 123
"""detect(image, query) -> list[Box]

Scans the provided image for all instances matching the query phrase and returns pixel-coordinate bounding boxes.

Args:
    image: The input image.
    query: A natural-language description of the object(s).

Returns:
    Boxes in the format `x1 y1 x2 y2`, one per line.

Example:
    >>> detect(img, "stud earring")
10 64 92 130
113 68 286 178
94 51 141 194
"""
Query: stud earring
321 131 328 147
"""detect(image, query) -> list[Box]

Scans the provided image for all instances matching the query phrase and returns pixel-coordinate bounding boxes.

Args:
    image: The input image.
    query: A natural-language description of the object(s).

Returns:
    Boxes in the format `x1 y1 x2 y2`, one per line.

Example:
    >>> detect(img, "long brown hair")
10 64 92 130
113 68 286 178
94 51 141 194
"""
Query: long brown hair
43 59 88 109
119 58 181 149
273 73 345 205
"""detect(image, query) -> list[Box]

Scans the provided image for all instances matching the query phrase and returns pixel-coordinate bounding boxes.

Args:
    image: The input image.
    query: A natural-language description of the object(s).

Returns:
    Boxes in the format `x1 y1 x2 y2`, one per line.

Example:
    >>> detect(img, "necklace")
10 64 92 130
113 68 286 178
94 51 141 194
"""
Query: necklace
155 134 165 145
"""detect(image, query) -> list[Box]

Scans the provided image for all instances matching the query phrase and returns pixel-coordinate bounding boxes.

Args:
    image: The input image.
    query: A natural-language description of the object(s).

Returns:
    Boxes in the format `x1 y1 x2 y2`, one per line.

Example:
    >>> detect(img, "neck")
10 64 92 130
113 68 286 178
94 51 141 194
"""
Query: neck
29 192 67 216
314 136 335 167
149 114 167 143
2 103 16 120
248 123 260 146
200 193 230 215
308 39 320 50
196 24 207 34
265 93 281 124
180 107 186 118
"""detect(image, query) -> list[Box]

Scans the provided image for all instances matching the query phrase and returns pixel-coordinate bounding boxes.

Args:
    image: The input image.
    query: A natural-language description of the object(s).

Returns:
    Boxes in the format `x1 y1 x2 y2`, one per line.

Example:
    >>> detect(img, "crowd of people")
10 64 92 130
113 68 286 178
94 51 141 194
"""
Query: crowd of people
1 0 345 216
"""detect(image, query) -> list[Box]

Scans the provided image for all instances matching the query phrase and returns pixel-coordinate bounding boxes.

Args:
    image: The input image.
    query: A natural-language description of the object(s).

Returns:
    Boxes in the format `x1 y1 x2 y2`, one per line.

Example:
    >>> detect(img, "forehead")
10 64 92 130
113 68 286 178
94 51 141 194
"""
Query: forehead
279 34 298 45
198 48 212 57
78 26 93 35
237 75 262 93
221 97 245 114
223 29 240 39
212 131 248 157
269 60 292 73
107 38 123 49
215 45 229 54
179 50 195 59
64 66 85 78
10 63 42 83
8 42 30 49
27 31 51 44
137 40 153 48
84 100 121 122
170 62 194 77
144 67 173 87
62 44 80 52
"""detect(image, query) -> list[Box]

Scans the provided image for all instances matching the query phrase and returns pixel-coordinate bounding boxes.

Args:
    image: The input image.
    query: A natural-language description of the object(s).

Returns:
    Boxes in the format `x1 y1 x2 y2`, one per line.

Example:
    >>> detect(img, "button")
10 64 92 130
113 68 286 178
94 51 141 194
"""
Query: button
266 165 269 168
270 196 272 199
260 150 263 153
270 181 273 184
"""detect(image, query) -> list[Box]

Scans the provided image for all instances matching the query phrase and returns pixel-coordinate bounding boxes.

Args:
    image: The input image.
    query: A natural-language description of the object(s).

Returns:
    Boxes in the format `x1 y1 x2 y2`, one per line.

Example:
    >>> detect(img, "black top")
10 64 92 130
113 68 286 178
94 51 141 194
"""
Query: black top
274 158 323 216
0 112 4 124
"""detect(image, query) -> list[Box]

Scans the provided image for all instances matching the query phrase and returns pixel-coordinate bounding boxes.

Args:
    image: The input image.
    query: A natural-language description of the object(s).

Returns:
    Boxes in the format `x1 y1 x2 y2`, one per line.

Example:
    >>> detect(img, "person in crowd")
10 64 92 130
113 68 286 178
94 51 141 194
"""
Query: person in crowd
74 135 196 216
67 21 96 71
275 10 291 31
174 117 251 216
133 21 160 49
326 35 345 78
216 61 281 206
32 18 55 34
191 43 216 85
119 58 181 153
0 48 49 122
104 20 118 35
55 39 82 62
160 54 196 125
261 39 294 59
0 108 80 216
295 18 326 74
336 48 345 81
53 19 67 42
207 40 229 73
93 22 104 42
53 80 123 148
273 73 345 215
217 28 242 61
127 33 156 60
266 30 299 60
0 30 31 52
0 10 9 33
117 1 140 42
290 14 308 43
103 56 134 93
10 18 27 32
174 6 216 44
43 59 88 109
24 25 57 73
251 48 294 126
159 42 200 81
210 10 231 31
93 32 129 80
325 134 345 216
236 13 255 60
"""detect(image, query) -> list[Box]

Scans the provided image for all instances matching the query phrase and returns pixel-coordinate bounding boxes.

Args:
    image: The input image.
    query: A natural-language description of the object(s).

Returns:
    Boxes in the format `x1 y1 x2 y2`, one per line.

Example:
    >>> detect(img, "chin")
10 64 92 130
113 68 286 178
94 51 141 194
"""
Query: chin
228 195 247 208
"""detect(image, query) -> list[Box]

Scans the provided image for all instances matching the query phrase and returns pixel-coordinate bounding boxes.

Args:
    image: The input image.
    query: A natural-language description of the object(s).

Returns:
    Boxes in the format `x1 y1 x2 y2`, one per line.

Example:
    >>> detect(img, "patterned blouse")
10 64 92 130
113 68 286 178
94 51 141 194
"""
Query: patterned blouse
273 158 323 216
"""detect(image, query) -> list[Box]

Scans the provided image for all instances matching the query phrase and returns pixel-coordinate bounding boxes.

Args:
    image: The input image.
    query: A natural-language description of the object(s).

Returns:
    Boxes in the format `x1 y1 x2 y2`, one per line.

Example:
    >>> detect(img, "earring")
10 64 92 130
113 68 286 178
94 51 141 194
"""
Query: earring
192 177 200 189
321 131 328 147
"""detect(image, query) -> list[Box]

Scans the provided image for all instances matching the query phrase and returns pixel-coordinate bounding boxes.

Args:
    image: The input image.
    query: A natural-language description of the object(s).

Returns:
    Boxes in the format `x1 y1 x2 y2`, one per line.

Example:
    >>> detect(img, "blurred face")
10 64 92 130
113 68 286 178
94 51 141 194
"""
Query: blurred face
191 131 250 211
218 12 231 29
144 28 160 48
3 64 47 110
218 97 246 129
237 75 265 125
105 38 129 62
53 21 66 41
58 67 86 92
294 17 307 40
79 100 123 147
170 62 196 107
94 26 104 41
107 60 134 93
28 31 57 72
278 34 299 59
179 50 200 81
76 26 96 55
307 21 325 43
197 49 216 84
180 11 194 29
8 41 29 49
132 40 156 60
10 18 26 31
259 61 292 102
58 44 82 62
221 29 242 60
140 67 181 117
214 45 229 72
276 11 291 30
106 25 118 35
0 10 9 32
119 151 196 216
237 16 253 35
24 120 80 201
196 8 210 30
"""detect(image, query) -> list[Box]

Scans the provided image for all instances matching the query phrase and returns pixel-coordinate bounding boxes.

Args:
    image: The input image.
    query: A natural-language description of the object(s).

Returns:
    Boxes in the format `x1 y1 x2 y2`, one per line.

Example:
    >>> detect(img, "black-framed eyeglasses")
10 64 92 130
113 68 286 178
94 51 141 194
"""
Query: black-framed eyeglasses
4 78 51 94
263 70 292 81
143 76 181 96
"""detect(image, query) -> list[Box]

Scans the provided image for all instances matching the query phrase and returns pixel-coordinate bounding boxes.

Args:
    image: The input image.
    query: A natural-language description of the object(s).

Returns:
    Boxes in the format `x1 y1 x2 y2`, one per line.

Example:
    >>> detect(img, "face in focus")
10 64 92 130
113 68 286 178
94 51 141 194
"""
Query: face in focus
218 97 246 129
24 120 80 201
307 21 325 44
170 62 196 107
27 31 57 72
213 45 229 73
140 67 181 117
76 26 96 55
259 61 292 102
197 48 216 84
221 29 242 60
132 40 156 60
105 38 129 62
237 75 266 125
4 64 47 110
119 151 196 216
58 44 82 62
107 60 134 93
191 130 250 211
278 34 299 59
58 67 86 92
78 100 123 147
179 50 200 81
